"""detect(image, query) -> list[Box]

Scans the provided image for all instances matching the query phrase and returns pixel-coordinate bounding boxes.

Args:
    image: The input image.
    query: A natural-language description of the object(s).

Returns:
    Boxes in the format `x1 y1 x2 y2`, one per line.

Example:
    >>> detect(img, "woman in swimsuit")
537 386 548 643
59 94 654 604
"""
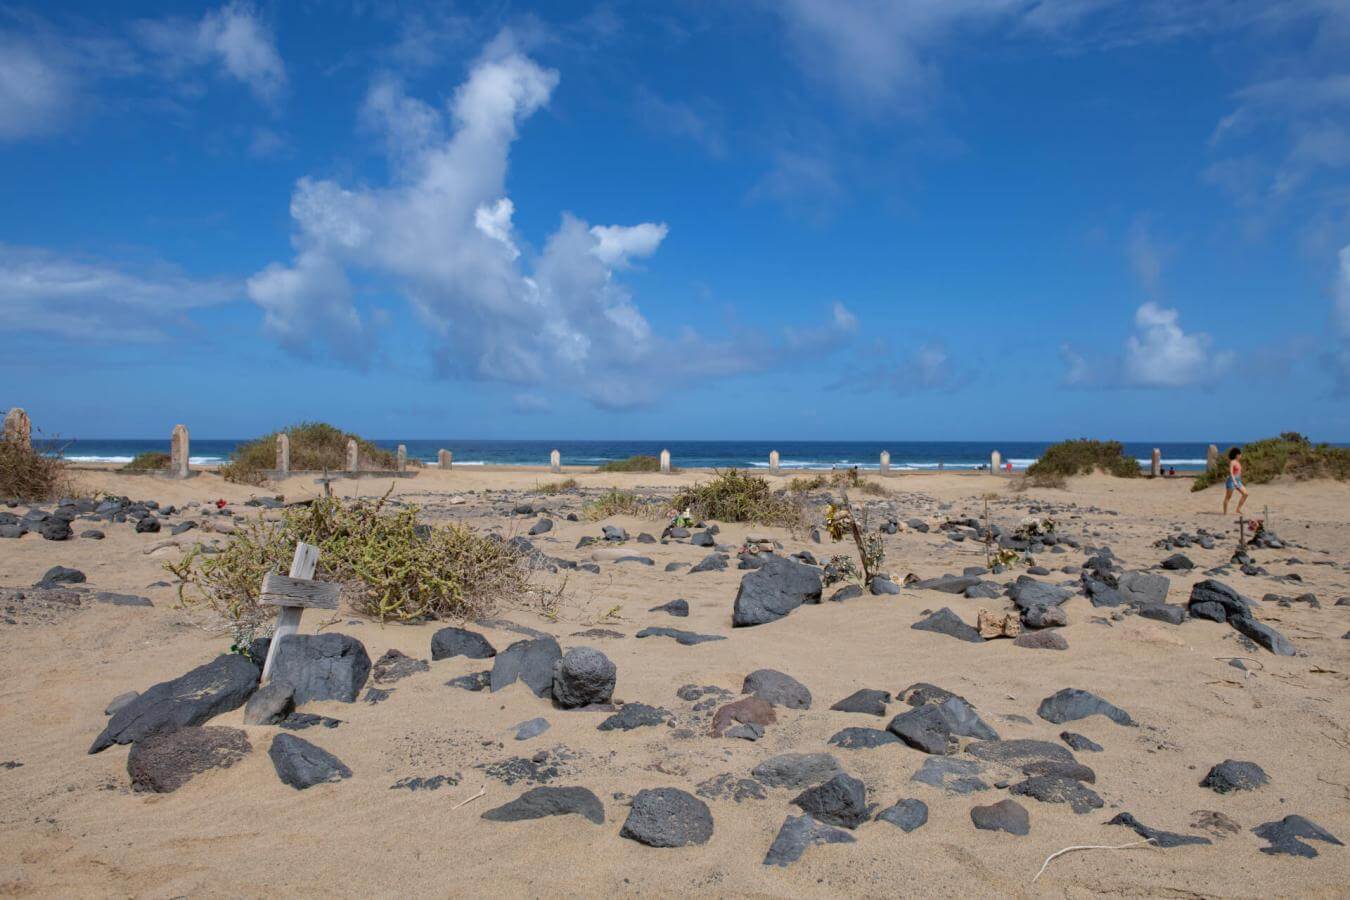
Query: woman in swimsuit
1222 446 1247 515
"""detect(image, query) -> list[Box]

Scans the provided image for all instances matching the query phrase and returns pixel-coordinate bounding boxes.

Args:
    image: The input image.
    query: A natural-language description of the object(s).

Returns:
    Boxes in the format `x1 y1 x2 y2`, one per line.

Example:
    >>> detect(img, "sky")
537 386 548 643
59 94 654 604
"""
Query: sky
2 0 1349 442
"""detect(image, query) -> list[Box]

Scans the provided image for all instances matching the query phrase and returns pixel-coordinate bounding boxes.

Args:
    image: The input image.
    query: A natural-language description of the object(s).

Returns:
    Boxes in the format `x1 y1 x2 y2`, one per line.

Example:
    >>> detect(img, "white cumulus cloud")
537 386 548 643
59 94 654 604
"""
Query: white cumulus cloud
136 1 286 105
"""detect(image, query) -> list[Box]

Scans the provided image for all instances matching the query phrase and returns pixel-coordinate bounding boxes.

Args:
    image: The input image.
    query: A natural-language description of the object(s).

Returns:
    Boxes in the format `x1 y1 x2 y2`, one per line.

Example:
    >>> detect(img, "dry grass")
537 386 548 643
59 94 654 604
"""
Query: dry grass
0 440 73 501
535 478 580 495
582 488 647 520
167 493 530 625
672 469 804 529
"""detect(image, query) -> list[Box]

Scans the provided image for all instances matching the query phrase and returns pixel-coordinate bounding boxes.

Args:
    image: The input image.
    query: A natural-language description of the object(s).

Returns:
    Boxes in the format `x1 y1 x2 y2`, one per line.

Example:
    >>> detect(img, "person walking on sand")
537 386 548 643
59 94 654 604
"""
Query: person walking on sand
1222 447 1248 515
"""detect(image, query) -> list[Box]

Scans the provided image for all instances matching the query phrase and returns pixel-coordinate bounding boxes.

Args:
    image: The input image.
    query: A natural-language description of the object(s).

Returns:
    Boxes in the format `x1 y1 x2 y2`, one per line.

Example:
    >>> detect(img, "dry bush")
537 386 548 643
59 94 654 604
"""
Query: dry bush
1011 470 1067 492
672 469 804 529
220 422 395 485
0 440 73 501
535 478 580 495
168 494 529 625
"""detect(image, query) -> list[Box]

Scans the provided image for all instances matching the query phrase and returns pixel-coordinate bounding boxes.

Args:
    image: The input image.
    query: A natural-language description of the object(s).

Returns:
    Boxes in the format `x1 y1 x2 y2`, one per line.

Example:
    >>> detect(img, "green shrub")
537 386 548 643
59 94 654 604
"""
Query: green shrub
583 488 646 520
1027 440 1141 479
121 451 170 472
1191 434 1350 492
220 422 395 485
596 455 664 473
168 494 529 625
671 469 804 529
0 440 71 501
787 473 828 493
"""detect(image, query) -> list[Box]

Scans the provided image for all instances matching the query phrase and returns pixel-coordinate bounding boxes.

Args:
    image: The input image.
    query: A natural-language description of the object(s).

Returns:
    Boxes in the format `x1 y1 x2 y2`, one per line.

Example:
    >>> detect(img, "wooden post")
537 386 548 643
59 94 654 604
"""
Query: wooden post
659 449 670 474
990 450 1001 474
1151 448 1161 478
396 444 407 472
170 424 190 479
260 542 340 682
1207 444 1219 470
2 408 31 449
276 433 290 476
438 449 452 469
346 439 358 471
550 449 561 473
769 450 780 475
879 450 890 475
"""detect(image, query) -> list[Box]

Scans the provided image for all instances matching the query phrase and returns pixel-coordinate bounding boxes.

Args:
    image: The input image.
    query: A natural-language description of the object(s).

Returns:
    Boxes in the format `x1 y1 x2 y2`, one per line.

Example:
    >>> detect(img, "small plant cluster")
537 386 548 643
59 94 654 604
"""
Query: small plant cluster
583 488 648 520
1026 439 1141 480
672 469 804 529
220 422 396 486
535 478 580 495
787 468 888 496
990 547 1021 568
669 507 695 528
168 493 530 626
1014 515 1056 540
1191 432 1350 492
824 501 885 582
596 455 666 473
120 451 170 472
822 554 861 586
0 436 72 501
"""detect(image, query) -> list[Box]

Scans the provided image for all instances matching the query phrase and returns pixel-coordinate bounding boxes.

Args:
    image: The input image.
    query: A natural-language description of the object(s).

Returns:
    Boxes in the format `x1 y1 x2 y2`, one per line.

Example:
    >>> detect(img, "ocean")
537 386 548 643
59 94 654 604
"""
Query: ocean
48 439 1227 471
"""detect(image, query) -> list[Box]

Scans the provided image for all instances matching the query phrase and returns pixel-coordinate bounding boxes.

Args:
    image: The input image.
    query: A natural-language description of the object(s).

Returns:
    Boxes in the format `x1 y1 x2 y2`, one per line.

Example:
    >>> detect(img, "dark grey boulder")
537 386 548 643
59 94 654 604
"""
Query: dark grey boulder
649 599 689 617
830 688 891 716
752 752 842 789
791 773 871 829
1010 774 1103 814
490 636 562 696
1106 812 1212 848
828 727 901 750
38 565 84 586
431 626 497 660
1037 688 1134 726
1008 576 1073 611
1200 759 1269 794
90 653 259 753
1252 815 1344 857
911 607 982 642
598 703 670 731
877 798 928 832
964 581 1002 600
268 733 351 789
1186 580 1253 620
690 553 729 573
243 681 295 725
126 725 251 793
691 530 715 547
528 518 553 535
764 814 855 867
887 705 954 755
134 516 160 534
829 584 865 602
742 669 812 709
1023 605 1067 629
732 554 822 627
910 757 988 794
1060 731 1102 752
1188 600 1227 622
619 788 713 847
1161 553 1194 571
269 633 371 704
481 786 604 825
869 576 900 595
970 798 1030 835
551 646 616 708
634 626 725 645
1117 571 1170 606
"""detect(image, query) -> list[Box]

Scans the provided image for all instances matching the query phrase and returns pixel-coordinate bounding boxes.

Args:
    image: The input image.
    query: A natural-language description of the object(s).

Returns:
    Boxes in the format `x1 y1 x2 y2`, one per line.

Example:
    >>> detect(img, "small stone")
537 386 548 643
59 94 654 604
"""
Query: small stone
752 752 843 789
551 646 616 708
877 798 928 832
267 733 351 789
830 689 891 716
696 773 766 803
911 607 982 642
910 757 988 794
887 705 954 755
598 703 670 731
243 681 295 726
1036 688 1134 726
742 669 812 709
528 518 553 536
1161 553 1194 570
966 739 1074 766
1251 815 1343 858
1059 731 1103 753
791 773 871 829
447 670 491 691
430 626 497 660
38 565 84 586
649 599 689 617
725 723 764 741
370 649 429 684
1200 759 1269 794
481 786 604 824
1106 812 1211 848
763 814 855 867
1009 775 1103 814
490 637 562 697
619 788 713 847
1014 631 1068 650
828 727 902 750
513 717 550 740
970 798 1030 835
635 626 725 645
710 697 776 736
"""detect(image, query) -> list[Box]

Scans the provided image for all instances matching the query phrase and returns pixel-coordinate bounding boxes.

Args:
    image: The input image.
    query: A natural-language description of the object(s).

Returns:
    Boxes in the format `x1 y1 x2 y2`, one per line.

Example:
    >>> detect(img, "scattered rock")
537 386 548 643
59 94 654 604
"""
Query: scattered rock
1009 774 1103 813
269 633 371 705
370 649 429 684
598 703 670 731
514 717 551 740
1190 809 1241 837
830 689 891 716
490 637 562 697
742 669 812 709
481 786 604 825
752 752 843 789
1037 688 1134 726
764 814 856 867
966 739 1074 766
447 670 491 691
877 798 928 832
243 681 295 726
528 518 553 536
970 799 1030 835
828 727 902 750
1161 553 1194 571
911 607 982 643
711 697 776 737
127 726 251 793
1252 815 1343 858
620 788 713 847
887 705 954 755
732 555 822 627
635 626 725 645
792 773 871 829
1200 759 1269 794
430 626 497 660
869 576 900 595
1106 812 1211 848
829 585 865 602
268 733 351 789
910 757 988 794
696 773 766 803
1014 631 1068 650
1022 605 1067 629
37 565 84 586
649 599 689 617
551 647 616 708
1059 731 1102 753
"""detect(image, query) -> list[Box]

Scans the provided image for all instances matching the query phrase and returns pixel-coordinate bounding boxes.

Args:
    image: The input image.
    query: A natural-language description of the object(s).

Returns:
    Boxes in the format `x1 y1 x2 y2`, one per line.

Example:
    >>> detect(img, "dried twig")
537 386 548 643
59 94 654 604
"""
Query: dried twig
1031 838 1156 883
452 784 486 810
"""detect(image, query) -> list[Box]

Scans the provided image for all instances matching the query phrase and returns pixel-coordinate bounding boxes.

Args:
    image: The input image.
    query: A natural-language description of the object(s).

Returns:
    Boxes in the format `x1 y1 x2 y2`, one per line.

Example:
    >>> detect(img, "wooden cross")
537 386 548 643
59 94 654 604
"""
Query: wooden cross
259 542 340 682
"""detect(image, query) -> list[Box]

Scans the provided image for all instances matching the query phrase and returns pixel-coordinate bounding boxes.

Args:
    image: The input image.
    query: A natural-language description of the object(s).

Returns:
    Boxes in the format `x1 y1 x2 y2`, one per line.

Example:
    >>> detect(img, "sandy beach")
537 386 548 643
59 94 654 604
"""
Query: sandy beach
1 466 1348 898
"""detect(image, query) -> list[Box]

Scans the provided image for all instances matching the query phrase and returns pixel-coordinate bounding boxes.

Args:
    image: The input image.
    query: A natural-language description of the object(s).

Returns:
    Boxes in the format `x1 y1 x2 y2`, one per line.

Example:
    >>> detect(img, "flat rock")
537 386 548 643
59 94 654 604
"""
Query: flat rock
127 726 251 793
93 591 153 607
970 798 1030 835
911 575 982 594
38 565 84 586
910 757 988 794
268 733 351 789
696 773 767 803
1037 688 1134 726
1014 630 1068 650
830 689 891 716
620 788 713 847
1023 759 1095 783
1161 553 1194 570
829 585 865 602
1190 810 1241 837
828 727 902 750
598 703 669 731
270 633 371 705
1106 812 1211 848
877 798 928 832
481 786 604 825
1200 759 1269 794
370 649 429 684
1251 815 1343 857
552 647 616 708
869 576 900 595
649 599 689 617
514 717 551 740
742 669 812 709
1009 774 1103 814
1008 576 1074 610
764 814 855 867
966 739 1074 766
635 626 725 645
752 752 843 789
791 773 871 828
1138 604 1186 625
911 607 982 643
490 637 562 697
90 654 259 753
1117 571 1170 606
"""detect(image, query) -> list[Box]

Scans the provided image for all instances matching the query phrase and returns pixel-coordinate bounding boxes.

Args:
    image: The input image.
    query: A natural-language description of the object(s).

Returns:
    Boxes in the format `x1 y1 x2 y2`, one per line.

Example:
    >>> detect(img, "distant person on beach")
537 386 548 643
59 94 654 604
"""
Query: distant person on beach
1222 447 1248 515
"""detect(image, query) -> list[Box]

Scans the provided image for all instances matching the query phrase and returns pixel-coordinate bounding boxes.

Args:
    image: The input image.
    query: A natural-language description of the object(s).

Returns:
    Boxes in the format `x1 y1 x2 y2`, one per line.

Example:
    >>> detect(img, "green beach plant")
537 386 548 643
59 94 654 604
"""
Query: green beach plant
1191 433 1350 491
220 422 395 485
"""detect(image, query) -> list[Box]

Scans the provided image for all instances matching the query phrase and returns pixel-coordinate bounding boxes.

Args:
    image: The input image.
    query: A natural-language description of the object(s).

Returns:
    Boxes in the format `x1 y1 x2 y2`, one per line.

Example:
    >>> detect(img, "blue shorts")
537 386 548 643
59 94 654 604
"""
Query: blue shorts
1226 477 1243 490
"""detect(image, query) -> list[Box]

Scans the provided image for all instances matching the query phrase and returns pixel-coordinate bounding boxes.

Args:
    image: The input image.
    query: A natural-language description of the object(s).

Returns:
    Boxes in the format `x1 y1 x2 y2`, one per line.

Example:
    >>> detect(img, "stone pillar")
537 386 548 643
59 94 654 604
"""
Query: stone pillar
879 450 890 474
1151 448 1162 478
550 449 561 474
397 444 407 472
990 450 1001 474
659 449 670 474
769 450 780 474
276 433 290 476
170 424 190 479
346 439 358 471
1207 444 1219 470
438 449 452 469
3 407 31 449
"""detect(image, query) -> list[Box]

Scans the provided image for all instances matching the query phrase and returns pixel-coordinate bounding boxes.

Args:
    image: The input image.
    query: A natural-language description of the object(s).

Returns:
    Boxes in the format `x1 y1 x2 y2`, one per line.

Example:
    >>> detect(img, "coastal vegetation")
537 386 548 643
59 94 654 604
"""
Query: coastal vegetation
671 469 804 529
220 422 394 485
596 454 665 473
168 493 528 625
1192 433 1350 491
1026 439 1141 480
583 488 647 520
0 439 71 501
535 478 580 495
120 451 170 472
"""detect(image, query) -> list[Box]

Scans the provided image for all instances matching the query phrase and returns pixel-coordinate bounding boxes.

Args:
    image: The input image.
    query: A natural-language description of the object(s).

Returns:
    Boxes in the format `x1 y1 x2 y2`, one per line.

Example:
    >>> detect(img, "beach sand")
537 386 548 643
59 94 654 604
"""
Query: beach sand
1 467 1348 897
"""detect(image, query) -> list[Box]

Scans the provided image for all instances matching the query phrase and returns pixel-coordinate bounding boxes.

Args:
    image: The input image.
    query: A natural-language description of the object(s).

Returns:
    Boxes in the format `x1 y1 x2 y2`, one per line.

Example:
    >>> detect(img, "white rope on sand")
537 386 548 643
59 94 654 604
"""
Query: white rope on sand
1031 838 1157 883
452 785 486 810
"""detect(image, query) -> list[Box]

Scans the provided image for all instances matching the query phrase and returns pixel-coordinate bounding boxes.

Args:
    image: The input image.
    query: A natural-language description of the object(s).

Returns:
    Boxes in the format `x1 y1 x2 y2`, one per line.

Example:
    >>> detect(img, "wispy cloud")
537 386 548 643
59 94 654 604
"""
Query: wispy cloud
634 88 725 157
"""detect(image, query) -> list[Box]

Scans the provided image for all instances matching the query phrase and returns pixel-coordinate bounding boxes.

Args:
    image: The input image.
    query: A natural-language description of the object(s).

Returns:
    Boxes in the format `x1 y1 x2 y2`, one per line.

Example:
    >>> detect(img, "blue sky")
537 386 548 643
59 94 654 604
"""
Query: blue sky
3 1 1349 441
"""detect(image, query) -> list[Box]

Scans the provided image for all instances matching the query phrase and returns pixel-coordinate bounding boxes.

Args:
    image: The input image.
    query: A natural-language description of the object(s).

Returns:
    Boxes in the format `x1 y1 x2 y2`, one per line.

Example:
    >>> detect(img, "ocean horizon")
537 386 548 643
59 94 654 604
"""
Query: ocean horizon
45 438 1246 471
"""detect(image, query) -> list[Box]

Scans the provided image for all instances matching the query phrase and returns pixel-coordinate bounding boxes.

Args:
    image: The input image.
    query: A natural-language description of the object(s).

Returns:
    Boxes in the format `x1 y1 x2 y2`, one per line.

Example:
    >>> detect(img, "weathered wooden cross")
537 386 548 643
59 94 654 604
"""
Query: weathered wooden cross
259 542 340 682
